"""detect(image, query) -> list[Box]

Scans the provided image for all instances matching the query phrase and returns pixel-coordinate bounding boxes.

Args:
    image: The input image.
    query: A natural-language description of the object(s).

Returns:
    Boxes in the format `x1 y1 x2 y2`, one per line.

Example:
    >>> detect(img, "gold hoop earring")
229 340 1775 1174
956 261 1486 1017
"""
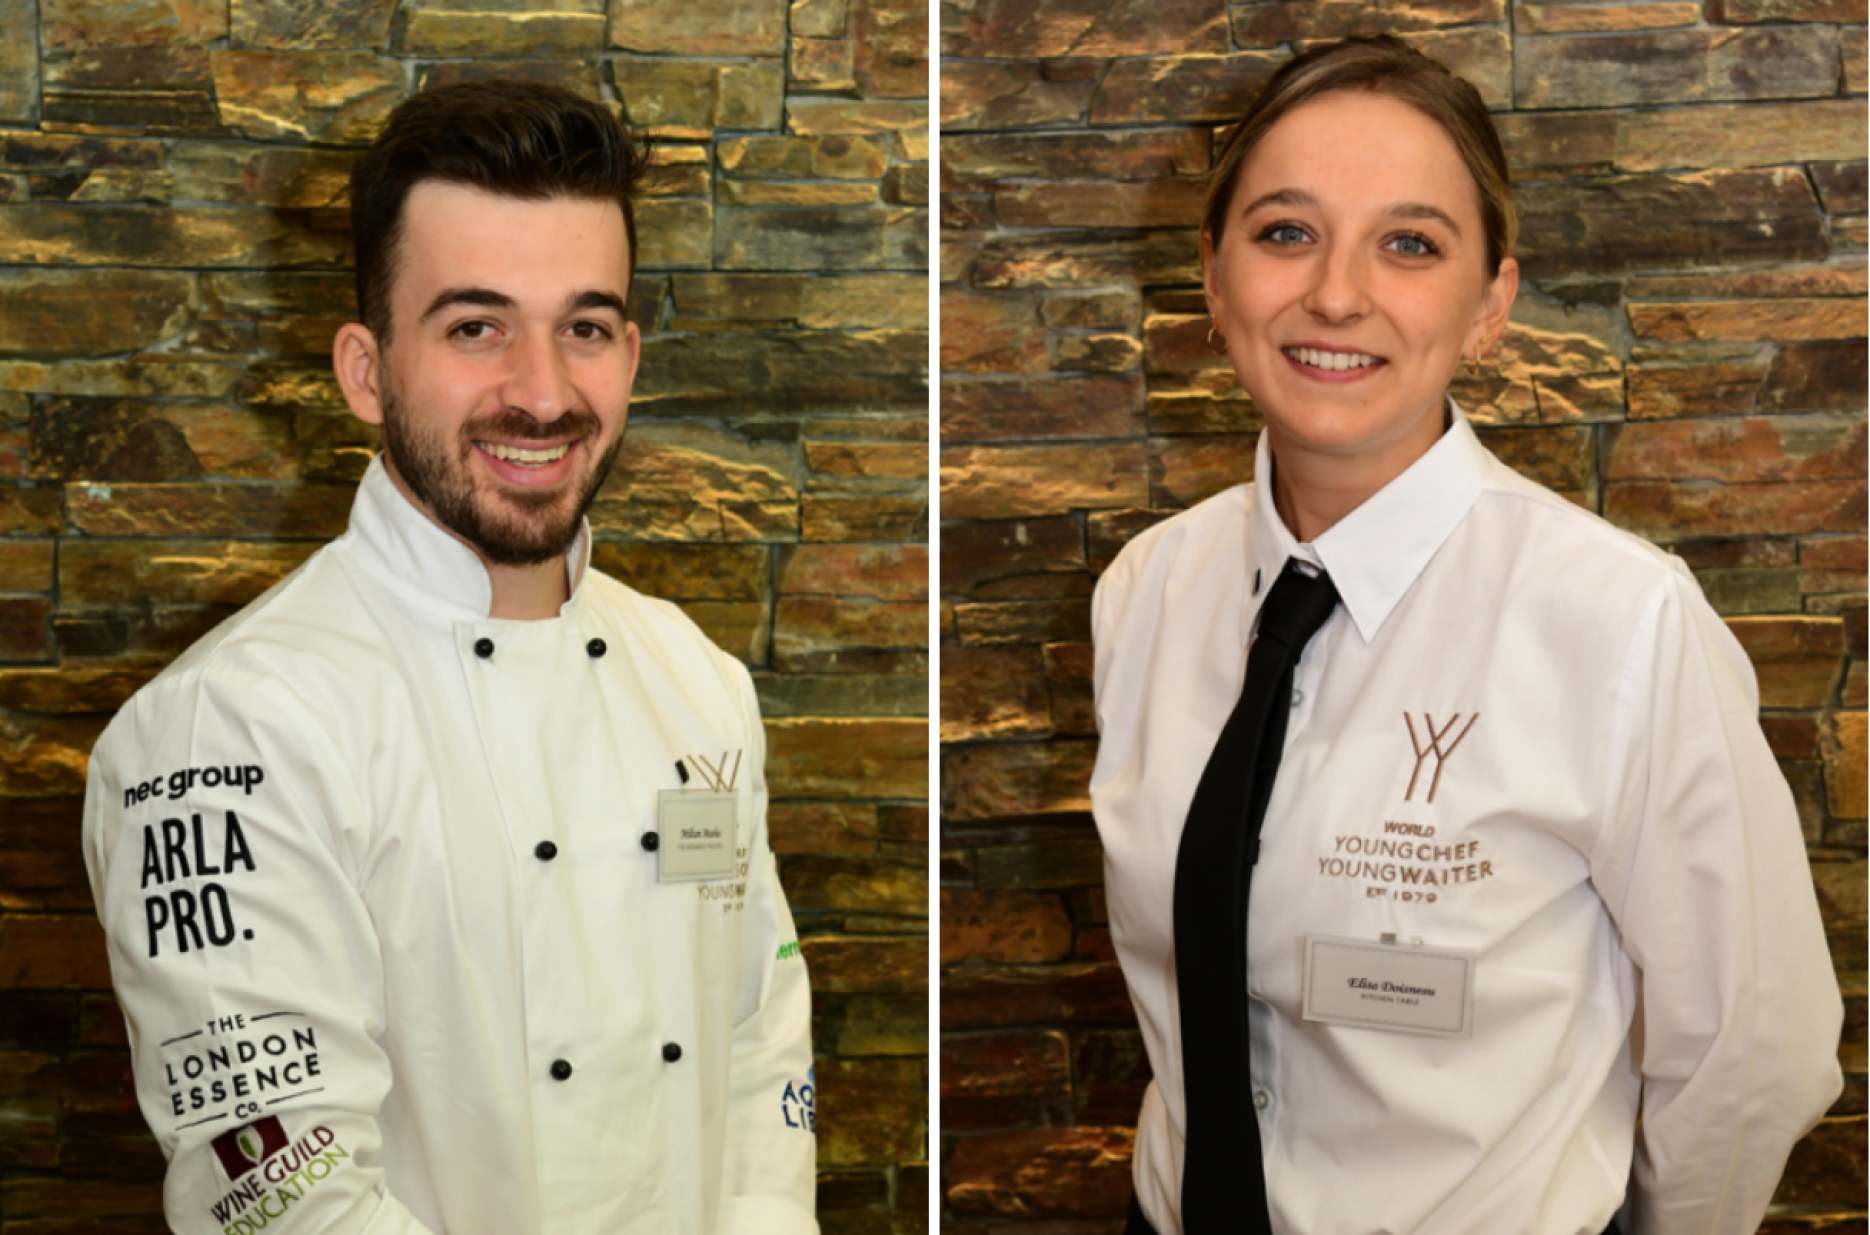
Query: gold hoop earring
1207 325 1227 356
1466 335 1489 374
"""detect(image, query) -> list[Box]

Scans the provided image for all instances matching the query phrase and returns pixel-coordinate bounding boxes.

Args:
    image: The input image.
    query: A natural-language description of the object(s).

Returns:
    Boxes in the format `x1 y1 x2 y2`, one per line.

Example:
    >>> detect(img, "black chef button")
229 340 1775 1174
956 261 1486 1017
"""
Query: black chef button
534 841 557 861
474 637 494 659
641 832 660 852
662 1042 682 1063
550 1059 572 1081
586 637 607 658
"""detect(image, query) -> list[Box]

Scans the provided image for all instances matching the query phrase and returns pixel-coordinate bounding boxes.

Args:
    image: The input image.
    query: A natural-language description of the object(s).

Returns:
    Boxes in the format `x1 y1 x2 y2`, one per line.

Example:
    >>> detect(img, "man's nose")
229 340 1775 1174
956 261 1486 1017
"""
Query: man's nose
503 330 575 421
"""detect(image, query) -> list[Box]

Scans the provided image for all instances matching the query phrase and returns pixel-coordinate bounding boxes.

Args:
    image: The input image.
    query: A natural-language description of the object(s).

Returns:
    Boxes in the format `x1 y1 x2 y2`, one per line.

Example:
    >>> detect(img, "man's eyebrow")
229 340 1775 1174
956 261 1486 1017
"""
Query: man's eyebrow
419 287 515 323
565 290 628 318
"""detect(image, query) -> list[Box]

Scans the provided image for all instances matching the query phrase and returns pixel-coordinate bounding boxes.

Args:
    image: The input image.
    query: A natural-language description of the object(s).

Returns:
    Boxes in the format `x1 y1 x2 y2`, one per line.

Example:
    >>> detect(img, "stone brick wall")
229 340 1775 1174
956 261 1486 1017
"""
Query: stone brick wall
0 0 929 1230
938 0 1865 1228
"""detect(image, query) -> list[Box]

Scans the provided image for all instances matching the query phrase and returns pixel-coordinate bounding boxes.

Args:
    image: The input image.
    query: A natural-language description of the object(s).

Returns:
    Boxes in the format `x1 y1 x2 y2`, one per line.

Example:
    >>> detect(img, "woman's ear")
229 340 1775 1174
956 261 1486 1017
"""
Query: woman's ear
1470 255 1519 359
1200 226 1223 323
333 322 386 427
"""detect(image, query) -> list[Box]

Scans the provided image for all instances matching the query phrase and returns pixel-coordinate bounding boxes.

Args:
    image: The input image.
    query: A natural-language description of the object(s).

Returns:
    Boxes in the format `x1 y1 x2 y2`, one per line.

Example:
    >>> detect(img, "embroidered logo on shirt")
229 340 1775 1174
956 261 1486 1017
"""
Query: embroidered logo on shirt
782 1067 816 1132
1403 712 1478 804
212 1115 288 1179
208 1121 354 1225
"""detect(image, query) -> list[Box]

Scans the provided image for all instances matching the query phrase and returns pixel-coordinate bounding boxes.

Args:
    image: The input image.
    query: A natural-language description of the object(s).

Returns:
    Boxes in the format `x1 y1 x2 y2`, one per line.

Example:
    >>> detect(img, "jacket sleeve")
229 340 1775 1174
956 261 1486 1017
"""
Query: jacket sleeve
82 664 438 1235
717 665 819 1235
1590 564 1843 1235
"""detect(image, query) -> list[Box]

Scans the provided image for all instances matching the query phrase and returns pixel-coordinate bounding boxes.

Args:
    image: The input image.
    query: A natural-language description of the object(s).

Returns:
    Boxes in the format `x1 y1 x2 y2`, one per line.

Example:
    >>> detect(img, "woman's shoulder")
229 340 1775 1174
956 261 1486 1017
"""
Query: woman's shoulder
1098 484 1255 599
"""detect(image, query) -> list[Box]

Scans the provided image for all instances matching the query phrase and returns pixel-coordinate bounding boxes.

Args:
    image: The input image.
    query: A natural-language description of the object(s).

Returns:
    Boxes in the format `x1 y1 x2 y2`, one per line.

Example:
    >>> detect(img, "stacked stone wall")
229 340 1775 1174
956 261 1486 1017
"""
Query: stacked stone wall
0 1 930 1231
938 0 1866 1227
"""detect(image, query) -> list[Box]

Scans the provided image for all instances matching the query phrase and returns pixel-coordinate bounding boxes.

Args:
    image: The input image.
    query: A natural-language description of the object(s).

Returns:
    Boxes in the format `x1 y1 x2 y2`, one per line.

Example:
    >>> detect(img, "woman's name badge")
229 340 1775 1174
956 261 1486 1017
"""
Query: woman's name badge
656 791 738 882
1301 934 1476 1039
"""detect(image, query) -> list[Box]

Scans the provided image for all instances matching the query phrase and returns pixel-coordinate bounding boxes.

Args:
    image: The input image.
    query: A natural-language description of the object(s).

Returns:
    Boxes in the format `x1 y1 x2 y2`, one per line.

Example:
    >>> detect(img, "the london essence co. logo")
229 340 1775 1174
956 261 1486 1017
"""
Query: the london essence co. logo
211 1115 289 1179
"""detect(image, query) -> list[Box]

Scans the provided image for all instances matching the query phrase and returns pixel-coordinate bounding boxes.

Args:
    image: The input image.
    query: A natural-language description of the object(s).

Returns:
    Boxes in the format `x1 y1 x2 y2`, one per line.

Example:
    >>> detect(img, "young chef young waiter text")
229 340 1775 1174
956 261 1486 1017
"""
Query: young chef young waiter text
82 80 819 1235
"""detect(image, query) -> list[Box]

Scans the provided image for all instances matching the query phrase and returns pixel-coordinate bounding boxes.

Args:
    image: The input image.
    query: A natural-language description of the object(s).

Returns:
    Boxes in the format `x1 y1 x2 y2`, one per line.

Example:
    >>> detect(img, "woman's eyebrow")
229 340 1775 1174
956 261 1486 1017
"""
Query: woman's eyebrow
1389 201 1463 234
1239 187 1318 216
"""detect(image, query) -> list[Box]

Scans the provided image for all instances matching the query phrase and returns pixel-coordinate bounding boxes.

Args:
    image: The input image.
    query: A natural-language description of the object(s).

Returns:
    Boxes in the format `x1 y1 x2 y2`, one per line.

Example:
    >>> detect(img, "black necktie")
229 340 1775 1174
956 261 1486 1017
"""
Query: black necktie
1173 559 1341 1233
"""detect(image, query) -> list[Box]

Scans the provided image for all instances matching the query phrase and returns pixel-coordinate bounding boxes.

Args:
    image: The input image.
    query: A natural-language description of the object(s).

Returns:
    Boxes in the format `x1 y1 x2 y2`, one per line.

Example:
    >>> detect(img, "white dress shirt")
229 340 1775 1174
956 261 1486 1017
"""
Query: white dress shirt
83 457 817 1235
1089 407 1842 1235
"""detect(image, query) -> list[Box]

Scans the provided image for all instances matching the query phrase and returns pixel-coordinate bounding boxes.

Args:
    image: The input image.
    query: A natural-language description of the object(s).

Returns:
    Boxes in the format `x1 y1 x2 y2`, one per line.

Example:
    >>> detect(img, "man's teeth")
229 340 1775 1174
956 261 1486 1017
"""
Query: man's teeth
479 442 570 465
1287 347 1381 371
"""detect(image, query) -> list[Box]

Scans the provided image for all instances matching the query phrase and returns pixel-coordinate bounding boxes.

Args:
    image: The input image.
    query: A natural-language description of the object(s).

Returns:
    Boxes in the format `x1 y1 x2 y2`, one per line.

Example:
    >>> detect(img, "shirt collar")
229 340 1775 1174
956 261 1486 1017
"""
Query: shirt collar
345 454 592 619
1245 401 1490 644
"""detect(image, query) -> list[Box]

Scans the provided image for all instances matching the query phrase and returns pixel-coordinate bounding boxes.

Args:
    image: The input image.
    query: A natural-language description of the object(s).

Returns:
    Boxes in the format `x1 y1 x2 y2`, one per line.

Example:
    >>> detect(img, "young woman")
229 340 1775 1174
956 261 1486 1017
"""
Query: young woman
1089 37 1841 1235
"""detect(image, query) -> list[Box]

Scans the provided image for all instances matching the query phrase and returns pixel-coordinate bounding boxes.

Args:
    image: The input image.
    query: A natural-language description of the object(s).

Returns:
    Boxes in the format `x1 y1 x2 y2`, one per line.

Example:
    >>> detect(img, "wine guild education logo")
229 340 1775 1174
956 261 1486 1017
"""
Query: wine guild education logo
211 1115 289 1180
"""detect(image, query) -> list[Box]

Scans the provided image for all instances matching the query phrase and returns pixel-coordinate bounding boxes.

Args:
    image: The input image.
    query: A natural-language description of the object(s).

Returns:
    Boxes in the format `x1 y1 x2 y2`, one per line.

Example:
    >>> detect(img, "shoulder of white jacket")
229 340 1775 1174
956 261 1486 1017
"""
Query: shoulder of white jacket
1477 454 1693 581
1097 483 1253 610
580 568 754 687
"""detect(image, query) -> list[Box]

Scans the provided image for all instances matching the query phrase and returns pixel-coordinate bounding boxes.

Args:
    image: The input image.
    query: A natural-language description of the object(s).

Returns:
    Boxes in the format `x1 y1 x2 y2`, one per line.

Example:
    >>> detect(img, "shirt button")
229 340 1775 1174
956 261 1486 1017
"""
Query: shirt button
1290 687 1304 708
662 1042 682 1063
550 1060 572 1081
586 637 606 658
474 637 494 659
1253 1090 1270 1110
641 832 660 852
534 841 557 861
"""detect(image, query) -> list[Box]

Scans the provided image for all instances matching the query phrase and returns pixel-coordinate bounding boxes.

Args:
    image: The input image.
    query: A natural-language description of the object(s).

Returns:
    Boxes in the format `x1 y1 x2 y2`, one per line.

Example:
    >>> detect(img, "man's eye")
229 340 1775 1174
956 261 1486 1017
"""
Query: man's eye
452 321 491 340
569 321 612 341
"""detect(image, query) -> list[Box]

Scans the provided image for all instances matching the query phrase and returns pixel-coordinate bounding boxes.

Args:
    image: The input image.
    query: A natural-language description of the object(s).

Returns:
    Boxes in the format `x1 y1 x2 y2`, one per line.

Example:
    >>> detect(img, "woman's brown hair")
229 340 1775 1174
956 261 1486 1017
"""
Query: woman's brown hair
1203 35 1516 277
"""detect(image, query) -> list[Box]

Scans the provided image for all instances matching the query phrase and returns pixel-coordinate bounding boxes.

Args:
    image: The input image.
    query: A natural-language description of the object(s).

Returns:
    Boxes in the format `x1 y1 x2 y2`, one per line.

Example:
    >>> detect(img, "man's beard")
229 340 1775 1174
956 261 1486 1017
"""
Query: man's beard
378 377 624 567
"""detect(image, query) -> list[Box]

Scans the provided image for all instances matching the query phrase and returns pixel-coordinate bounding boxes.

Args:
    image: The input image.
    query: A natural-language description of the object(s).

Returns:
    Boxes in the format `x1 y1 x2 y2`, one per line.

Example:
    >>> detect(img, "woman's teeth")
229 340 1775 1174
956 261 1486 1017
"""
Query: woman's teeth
479 442 571 466
1286 347 1381 371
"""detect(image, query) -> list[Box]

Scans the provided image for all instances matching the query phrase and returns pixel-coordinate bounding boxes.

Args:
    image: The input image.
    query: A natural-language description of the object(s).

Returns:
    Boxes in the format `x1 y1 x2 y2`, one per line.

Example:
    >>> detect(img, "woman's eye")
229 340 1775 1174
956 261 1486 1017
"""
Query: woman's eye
1261 223 1310 245
1388 233 1439 258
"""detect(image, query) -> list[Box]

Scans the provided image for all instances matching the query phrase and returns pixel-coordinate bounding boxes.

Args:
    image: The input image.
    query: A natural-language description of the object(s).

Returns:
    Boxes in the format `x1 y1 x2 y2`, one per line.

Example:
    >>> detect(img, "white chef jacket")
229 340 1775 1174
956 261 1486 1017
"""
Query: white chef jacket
1089 406 1842 1235
83 457 817 1235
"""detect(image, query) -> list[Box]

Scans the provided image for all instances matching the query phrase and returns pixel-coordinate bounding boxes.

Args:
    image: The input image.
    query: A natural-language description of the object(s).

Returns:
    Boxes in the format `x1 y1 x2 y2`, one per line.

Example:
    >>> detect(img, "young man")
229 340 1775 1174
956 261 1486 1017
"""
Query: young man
81 81 818 1234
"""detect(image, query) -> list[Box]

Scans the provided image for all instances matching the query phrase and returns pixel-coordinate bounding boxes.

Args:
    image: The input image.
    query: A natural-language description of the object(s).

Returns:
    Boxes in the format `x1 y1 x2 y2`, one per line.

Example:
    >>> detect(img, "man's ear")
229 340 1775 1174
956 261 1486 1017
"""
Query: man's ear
333 322 386 426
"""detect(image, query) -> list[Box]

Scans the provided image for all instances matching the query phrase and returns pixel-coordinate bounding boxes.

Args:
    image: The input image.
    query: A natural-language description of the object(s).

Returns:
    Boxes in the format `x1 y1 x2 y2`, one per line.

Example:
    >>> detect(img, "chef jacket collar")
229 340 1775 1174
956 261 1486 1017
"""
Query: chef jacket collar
347 454 593 619
1245 399 1490 646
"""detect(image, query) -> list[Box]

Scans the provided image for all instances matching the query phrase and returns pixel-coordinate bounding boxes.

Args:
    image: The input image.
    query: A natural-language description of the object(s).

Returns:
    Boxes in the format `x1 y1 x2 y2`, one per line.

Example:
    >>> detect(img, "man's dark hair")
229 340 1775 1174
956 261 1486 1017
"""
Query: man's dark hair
349 79 650 346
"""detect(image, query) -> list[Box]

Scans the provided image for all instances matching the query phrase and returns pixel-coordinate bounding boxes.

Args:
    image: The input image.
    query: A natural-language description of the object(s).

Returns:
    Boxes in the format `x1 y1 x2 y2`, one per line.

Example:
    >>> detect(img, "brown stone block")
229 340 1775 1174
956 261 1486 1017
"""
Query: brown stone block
0 598 51 660
230 0 399 49
1043 291 1142 330
1383 28 1514 110
1236 0 1503 42
940 1028 1071 1130
0 915 111 989
1615 99 1867 174
0 1174 165 1217
1087 507 1173 572
591 421 798 540
1822 712 1867 819
58 539 317 605
940 888 1073 964
1631 298 1867 344
419 59 605 102
799 275 927 330
1813 162 1868 216
1812 858 1867 938
1477 425 1595 492
800 490 925 543
801 936 926 993
941 739 1094 822
1849 25 1869 94
611 0 784 54
1605 478 1866 542
766 717 925 798
1710 0 1864 18
1040 642 1096 737
1090 52 1290 125
1516 27 1840 110
773 597 927 670
778 544 928 601
768 801 877 856
1055 333 1142 374
718 134 890 180
1150 433 1255 509
994 179 1205 231
940 375 1145 443
31 168 176 204
0 487 59 536
1632 258 1868 298
0 0 37 126
941 516 1085 597
1496 110 1618 172
40 44 224 133
210 50 406 145
822 993 926 1057
674 600 765 664
613 60 784 133
1802 536 1867 596
1761 714 1821 760
972 830 1104 891
971 229 1200 289
401 7 604 56
589 543 768 601
0 270 194 358
1606 416 1865 485
941 290 1049 375
1144 314 1230 379
1516 2 1699 32
168 142 355 207
1518 168 1826 279
816 1057 924 1166
0 666 157 716
0 205 348 269
945 131 1207 185
0 1048 60 1146
633 197 713 270
0 713 106 795
852 0 927 97
945 1126 1134 1218
939 961 1134 1028
31 396 297 481
1759 342 1870 413
0 134 164 173
954 598 1091 645
792 0 847 40
0 994 76 1051
941 444 1148 520
943 0 1222 57
65 482 351 538
941 646 1051 743
1727 617 1847 708
783 854 925 919
669 271 800 322
1625 360 1767 420
43 0 225 47
939 62 1099 131
786 98 928 136
0 542 52 593
1771 1115 1867 1206
791 35 857 93
714 206 925 272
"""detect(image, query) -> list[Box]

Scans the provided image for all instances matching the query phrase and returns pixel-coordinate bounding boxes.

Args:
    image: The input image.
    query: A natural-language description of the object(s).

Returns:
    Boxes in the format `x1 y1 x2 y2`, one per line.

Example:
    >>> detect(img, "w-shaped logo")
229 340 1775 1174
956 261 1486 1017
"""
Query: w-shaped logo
1404 712 1478 804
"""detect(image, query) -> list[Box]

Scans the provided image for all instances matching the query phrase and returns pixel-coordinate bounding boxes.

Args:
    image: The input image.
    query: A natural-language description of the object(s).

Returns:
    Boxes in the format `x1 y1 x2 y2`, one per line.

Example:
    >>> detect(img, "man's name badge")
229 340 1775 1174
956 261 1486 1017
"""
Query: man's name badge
656 791 737 883
1301 934 1476 1039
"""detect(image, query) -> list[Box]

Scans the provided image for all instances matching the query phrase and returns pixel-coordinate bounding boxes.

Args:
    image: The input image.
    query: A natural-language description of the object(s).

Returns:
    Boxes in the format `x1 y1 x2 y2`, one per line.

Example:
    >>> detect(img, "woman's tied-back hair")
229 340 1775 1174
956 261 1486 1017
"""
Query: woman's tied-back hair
349 79 651 346
1203 35 1516 278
